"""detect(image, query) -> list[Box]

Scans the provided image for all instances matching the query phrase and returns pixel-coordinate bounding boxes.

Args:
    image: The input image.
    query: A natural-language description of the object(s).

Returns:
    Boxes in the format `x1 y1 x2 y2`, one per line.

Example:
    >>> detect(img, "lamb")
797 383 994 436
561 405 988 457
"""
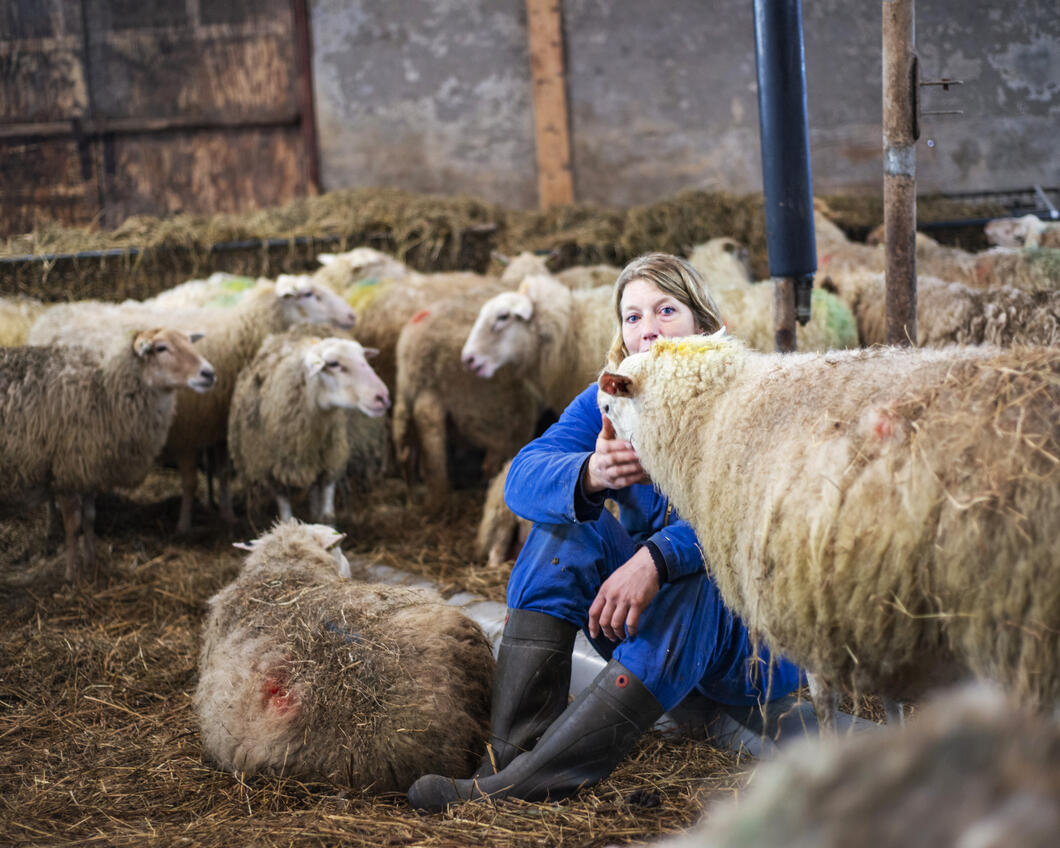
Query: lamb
828 269 1060 348
195 520 494 793
392 285 540 512
597 333 1060 724
0 328 215 579
662 684 1060 848
228 331 389 524
461 274 615 414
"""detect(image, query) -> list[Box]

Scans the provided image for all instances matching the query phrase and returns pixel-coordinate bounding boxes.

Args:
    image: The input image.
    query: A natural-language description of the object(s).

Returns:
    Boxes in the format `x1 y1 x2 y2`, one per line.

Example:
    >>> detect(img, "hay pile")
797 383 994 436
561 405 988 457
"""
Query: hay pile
0 473 754 848
1 187 1005 304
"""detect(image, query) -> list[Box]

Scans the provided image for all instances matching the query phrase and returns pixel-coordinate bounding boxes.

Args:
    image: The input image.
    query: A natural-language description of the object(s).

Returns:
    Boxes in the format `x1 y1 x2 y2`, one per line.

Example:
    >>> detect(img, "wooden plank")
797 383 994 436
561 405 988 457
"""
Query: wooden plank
525 0 573 208
100 127 307 226
0 138 99 235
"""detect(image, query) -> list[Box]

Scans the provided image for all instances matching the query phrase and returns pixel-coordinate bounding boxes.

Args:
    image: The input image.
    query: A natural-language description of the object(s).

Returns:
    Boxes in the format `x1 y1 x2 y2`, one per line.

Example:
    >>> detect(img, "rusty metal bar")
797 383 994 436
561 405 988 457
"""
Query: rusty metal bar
882 0 918 346
772 277 797 353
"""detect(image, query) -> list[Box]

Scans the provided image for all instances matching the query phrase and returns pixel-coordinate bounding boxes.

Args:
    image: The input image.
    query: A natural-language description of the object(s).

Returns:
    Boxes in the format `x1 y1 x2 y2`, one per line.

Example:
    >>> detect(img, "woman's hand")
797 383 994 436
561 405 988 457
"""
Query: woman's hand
588 546 660 642
583 417 650 493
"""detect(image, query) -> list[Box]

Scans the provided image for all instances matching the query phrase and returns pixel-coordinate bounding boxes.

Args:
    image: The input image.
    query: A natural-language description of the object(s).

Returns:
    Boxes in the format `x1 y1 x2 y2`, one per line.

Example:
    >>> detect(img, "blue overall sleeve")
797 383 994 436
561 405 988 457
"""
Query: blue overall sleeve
505 384 601 525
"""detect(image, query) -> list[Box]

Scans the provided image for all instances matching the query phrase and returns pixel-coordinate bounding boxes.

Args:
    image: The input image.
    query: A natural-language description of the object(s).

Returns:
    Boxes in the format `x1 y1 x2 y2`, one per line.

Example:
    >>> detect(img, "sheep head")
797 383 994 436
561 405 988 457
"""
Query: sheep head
316 247 410 285
462 289 535 378
234 519 352 579
304 338 390 417
132 327 216 393
276 274 358 329
597 369 640 444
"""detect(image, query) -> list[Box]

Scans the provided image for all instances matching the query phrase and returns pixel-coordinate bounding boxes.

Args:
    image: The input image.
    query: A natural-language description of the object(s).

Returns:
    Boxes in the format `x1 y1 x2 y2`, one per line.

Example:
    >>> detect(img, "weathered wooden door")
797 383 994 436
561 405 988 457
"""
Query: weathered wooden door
0 0 316 237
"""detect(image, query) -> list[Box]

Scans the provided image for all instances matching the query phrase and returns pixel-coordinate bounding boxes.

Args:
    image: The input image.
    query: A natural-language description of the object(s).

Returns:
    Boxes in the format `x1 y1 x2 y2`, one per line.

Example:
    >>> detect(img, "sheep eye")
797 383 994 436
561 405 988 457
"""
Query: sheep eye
300 290 314 299
153 343 168 353
497 312 510 322
325 360 340 369
602 403 610 414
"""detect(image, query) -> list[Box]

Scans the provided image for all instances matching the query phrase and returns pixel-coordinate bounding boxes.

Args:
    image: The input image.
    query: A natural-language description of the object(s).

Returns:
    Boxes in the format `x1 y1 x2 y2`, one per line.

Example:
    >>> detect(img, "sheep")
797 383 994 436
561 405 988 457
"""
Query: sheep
461 274 615 414
661 684 1060 848
29 276 358 531
475 459 531 568
828 269 1060 348
143 272 258 311
688 237 755 291
392 285 540 513
194 520 494 793
0 328 215 579
228 331 390 524
597 333 1060 725
686 237 858 352
313 247 495 391
972 246 1060 293
497 249 620 291
0 295 50 346
986 213 1060 249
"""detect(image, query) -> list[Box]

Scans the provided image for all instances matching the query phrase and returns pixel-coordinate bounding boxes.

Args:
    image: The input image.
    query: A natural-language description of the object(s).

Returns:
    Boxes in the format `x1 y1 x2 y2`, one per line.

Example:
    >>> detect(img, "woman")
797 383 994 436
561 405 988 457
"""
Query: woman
408 253 803 811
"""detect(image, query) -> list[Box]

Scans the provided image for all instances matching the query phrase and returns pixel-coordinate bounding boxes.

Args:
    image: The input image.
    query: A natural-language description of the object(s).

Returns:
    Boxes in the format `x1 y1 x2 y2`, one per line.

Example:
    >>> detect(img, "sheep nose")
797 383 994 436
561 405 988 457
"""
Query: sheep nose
200 366 216 385
376 392 390 409
463 353 476 371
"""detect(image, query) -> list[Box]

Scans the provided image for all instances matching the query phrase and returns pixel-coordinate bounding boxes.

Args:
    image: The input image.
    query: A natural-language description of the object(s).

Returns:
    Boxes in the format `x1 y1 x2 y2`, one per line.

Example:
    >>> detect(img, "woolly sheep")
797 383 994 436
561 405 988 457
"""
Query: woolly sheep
475 459 531 568
0 328 215 580
662 684 1060 848
392 285 540 513
971 246 1060 293
29 276 358 532
497 250 619 291
195 520 494 792
313 247 496 391
0 295 50 346
228 332 389 524
827 269 1060 348
597 333 1060 724
143 272 258 311
985 213 1060 249
686 236 858 352
461 274 615 414
687 237 755 291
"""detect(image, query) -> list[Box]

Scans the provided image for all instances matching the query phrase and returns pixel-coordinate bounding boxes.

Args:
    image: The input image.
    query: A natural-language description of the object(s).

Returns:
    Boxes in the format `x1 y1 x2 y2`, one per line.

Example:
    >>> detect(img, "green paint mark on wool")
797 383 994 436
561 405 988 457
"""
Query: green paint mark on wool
204 276 257 308
1027 247 1060 282
811 288 858 348
345 276 385 311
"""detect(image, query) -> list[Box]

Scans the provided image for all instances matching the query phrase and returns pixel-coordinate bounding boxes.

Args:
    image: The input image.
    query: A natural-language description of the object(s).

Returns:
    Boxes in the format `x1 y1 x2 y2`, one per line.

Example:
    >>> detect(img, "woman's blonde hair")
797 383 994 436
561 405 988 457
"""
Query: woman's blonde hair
605 252 724 367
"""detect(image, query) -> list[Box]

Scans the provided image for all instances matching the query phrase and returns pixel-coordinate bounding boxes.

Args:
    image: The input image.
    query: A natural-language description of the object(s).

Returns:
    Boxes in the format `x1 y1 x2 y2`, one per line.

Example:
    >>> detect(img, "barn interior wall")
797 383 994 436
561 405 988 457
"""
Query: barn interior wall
310 0 1060 209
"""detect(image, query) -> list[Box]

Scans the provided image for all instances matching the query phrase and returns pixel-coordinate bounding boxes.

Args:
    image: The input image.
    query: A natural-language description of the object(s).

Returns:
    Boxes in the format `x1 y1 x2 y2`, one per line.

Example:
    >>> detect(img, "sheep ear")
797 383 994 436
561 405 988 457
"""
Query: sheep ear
133 330 156 357
317 253 337 266
511 296 534 321
232 540 258 552
599 372 634 397
362 347 380 359
188 331 205 344
304 350 326 376
275 275 298 298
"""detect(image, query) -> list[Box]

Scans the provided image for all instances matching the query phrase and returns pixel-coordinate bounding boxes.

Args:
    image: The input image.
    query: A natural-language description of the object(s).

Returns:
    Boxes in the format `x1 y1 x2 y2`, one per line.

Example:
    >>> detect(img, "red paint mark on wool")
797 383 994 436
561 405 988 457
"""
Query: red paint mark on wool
262 673 300 716
873 413 894 440
409 309 430 324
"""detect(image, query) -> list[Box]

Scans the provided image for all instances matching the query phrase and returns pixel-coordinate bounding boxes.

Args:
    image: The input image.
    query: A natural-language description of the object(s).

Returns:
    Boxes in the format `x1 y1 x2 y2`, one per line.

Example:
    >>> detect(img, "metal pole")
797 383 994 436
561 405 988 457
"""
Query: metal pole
753 0 817 354
882 0 918 345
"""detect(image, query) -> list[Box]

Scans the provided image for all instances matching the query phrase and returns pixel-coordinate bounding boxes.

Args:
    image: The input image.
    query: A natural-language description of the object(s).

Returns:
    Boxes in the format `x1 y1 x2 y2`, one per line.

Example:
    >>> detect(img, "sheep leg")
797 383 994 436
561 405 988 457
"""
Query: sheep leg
215 444 236 525
276 494 293 521
80 494 97 568
308 483 323 522
807 672 838 734
883 698 905 726
176 449 198 534
57 494 82 582
320 482 337 525
413 393 448 513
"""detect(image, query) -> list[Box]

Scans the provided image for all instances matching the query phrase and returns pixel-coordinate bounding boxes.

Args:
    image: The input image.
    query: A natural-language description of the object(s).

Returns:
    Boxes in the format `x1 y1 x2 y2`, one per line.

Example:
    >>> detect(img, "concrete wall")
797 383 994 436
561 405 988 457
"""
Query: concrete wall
311 0 1060 209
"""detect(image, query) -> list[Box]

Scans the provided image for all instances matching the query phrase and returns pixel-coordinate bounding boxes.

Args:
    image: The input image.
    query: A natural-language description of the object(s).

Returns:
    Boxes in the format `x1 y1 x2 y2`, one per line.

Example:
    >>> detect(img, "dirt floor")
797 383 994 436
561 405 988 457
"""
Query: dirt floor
1 468 781 848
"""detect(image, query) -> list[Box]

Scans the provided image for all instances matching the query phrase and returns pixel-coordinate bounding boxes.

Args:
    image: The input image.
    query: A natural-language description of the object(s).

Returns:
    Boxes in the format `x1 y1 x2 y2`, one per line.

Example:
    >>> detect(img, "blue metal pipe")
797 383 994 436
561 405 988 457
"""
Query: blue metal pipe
753 0 817 324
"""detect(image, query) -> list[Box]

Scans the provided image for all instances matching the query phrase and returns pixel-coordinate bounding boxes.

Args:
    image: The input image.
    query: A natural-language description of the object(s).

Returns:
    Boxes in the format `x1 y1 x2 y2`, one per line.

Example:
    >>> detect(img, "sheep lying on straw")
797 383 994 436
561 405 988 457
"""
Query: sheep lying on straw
0 328 215 579
662 684 1060 848
228 332 390 524
195 521 494 792
598 333 1060 724
392 286 539 512
986 213 1060 249
826 269 1060 348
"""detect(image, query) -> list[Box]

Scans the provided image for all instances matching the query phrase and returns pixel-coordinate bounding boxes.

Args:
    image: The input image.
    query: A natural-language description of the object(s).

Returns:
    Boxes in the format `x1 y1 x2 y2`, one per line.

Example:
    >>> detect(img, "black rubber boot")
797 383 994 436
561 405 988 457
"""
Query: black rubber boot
408 660 664 811
475 609 577 777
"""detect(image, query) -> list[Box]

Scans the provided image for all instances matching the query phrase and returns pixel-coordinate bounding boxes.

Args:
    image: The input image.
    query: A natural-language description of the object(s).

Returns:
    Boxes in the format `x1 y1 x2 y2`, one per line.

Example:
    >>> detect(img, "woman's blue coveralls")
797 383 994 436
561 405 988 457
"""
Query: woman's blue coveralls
505 383 802 712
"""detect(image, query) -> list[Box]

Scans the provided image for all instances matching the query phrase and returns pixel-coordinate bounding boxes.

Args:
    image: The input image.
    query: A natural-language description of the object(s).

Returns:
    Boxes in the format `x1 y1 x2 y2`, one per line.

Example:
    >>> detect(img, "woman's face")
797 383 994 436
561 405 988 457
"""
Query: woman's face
620 278 700 354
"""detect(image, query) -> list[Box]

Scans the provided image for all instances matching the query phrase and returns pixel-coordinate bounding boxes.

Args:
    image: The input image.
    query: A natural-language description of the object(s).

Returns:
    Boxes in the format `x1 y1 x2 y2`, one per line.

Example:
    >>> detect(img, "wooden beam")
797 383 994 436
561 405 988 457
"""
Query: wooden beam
526 0 573 208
